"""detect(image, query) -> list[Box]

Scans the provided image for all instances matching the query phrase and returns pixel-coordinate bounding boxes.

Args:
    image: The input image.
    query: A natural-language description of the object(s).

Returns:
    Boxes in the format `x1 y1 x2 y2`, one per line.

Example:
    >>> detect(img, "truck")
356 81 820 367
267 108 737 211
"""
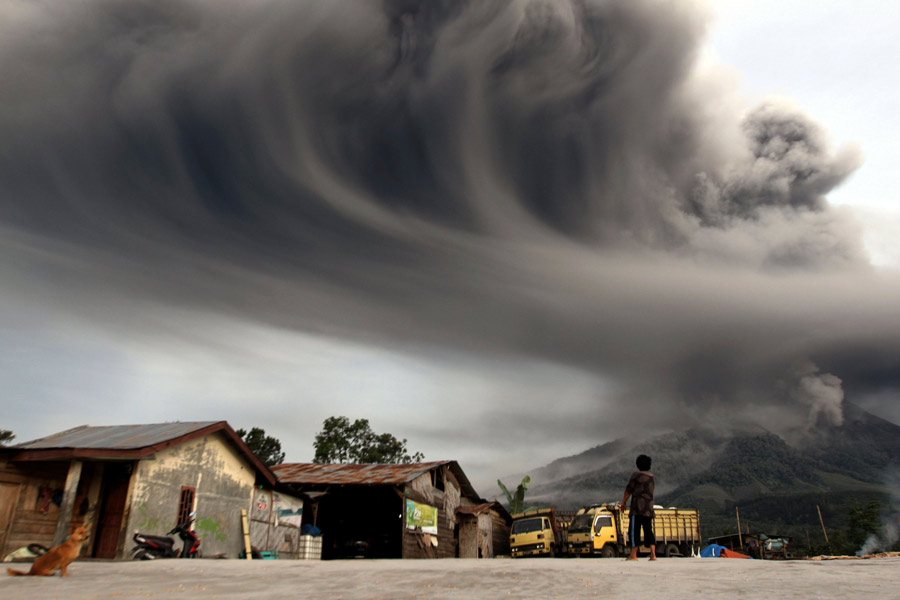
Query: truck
509 508 568 558
566 503 700 558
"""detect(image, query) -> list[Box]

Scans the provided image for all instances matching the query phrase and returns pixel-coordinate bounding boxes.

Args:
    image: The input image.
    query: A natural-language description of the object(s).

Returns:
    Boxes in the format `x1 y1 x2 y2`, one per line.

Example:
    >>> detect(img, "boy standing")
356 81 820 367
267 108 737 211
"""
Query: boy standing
621 454 656 561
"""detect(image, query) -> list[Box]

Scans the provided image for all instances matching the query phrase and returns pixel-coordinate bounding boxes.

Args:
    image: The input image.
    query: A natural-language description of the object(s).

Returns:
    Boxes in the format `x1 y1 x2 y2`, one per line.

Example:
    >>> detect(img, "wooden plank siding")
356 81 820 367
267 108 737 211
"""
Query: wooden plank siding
0 459 102 558
401 501 458 559
458 514 479 558
401 467 462 559
1 458 67 556
490 511 511 556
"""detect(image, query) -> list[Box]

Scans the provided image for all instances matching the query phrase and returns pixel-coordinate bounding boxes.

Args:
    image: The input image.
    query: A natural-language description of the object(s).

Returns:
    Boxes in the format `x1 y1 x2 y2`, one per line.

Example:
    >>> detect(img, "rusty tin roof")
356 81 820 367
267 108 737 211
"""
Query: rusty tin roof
14 422 223 449
456 503 495 515
457 502 512 523
272 461 451 485
272 461 481 500
7 421 276 487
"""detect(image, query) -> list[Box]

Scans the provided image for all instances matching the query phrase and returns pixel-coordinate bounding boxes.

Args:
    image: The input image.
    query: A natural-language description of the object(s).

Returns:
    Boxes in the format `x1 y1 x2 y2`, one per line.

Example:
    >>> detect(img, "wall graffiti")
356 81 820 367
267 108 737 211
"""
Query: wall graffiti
136 503 163 533
196 516 228 542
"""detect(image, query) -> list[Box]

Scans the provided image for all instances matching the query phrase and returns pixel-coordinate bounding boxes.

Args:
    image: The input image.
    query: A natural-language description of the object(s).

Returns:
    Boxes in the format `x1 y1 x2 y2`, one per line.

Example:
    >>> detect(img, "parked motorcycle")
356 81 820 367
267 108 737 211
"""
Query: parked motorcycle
131 516 201 560
2 543 48 562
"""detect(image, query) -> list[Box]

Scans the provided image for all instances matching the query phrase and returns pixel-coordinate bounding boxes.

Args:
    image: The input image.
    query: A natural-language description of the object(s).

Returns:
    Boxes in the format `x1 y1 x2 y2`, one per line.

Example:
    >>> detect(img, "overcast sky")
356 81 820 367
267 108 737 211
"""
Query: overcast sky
2 0 899 493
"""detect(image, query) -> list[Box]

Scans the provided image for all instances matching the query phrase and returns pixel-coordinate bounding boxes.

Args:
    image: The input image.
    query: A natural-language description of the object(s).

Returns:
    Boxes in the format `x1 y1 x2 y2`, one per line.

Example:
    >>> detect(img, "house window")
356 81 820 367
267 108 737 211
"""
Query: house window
432 469 445 491
177 486 196 525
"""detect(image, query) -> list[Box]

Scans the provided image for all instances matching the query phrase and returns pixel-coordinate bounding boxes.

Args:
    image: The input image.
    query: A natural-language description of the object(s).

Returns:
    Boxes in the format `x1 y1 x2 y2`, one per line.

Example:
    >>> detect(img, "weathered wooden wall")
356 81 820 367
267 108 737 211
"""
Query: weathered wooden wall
401 465 464 559
0 459 99 558
476 513 493 558
490 511 510 556
458 510 508 558
249 488 304 558
458 514 479 558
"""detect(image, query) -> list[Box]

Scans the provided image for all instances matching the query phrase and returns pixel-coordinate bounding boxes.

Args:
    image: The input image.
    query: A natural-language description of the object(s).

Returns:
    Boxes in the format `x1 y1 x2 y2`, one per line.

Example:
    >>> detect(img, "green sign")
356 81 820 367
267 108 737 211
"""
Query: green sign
405 499 438 534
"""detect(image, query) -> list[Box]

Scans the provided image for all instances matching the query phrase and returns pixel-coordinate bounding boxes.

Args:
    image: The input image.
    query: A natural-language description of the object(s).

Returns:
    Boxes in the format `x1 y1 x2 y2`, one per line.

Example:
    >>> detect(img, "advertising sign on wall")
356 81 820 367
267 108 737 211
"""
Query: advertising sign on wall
405 499 438 534
274 492 303 528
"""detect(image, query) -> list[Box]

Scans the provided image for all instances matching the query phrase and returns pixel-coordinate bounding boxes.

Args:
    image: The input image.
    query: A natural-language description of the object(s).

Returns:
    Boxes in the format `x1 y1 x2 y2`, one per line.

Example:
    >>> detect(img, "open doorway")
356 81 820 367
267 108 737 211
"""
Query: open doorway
92 462 133 558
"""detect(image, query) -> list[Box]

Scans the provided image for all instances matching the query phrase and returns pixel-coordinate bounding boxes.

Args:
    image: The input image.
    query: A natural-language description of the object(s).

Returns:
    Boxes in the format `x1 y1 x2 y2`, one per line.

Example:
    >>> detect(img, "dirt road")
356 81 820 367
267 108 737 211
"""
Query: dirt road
3 556 897 599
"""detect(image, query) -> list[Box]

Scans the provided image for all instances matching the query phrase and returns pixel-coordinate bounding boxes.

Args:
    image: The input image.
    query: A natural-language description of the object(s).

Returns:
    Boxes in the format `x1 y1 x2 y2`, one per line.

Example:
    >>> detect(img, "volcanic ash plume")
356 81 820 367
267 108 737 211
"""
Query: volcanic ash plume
0 0 863 267
0 0 897 440
790 359 845 427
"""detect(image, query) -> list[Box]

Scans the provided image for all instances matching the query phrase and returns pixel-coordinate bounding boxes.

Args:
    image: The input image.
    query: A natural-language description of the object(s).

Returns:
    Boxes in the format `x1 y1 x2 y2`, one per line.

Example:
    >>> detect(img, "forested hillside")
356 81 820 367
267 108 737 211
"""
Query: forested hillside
515 404 900 554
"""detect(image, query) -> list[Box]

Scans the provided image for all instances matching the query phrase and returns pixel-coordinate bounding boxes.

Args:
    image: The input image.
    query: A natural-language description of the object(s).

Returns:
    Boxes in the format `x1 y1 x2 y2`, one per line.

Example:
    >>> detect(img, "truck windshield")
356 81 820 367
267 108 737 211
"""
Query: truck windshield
511 518 543 534
569 514 594 533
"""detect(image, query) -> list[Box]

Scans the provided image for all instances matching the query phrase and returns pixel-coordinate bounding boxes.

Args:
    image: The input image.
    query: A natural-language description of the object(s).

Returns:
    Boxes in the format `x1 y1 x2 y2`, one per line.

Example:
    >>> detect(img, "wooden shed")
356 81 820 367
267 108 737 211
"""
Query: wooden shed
272 461 499 559
456 502 511 558
0 421 301 560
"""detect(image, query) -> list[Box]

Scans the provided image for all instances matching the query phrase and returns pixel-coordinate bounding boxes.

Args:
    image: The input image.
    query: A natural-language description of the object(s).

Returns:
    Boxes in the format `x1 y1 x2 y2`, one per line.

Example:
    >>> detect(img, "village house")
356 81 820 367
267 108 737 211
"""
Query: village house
0 421 303 560
272 461 510 559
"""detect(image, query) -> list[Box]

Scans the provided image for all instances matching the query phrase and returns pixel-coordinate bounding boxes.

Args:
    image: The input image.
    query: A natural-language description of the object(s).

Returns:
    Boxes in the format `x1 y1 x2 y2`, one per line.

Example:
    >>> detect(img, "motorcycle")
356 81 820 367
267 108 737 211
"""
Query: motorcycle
131 516 201 560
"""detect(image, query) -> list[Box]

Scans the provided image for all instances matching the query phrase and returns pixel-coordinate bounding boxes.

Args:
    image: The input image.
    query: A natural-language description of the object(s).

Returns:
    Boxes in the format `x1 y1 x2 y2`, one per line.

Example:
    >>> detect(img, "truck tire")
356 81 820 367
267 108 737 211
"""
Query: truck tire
664 543 680 558
601 545 617 558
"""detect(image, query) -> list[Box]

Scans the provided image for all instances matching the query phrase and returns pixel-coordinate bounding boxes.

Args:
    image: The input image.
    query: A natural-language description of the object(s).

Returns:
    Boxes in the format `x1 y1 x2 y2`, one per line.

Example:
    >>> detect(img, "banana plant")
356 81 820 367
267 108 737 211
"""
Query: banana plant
497 475 531 514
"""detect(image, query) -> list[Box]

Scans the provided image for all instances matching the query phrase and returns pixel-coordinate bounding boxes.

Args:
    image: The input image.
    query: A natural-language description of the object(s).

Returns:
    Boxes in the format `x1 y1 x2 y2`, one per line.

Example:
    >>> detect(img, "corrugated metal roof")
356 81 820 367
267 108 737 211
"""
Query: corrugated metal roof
457 501 512 522
14 422 223 450
271 461 453 486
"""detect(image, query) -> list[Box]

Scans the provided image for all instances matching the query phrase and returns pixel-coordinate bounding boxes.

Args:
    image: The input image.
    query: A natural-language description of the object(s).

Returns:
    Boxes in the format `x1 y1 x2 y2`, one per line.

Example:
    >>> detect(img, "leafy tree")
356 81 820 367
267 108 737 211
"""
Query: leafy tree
848 500 881 536
0 430 14 446
498 475 531 514
236 427 285 467
846 500 883 553
313 416 424 464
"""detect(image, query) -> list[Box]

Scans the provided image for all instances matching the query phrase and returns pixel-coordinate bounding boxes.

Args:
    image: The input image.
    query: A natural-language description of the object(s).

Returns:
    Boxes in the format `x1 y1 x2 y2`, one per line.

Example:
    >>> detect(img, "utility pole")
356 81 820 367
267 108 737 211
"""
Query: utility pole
816 504 831 554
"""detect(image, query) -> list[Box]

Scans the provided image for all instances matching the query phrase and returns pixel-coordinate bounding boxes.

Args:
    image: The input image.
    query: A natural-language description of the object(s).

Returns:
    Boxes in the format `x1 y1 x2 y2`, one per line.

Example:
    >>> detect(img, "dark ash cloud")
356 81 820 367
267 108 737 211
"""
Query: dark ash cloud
1 0 897 444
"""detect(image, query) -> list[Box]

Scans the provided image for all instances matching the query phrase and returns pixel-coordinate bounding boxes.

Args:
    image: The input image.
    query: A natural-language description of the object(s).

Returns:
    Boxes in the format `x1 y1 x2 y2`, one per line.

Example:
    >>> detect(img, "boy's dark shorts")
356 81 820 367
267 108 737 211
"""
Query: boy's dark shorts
629 514 656 547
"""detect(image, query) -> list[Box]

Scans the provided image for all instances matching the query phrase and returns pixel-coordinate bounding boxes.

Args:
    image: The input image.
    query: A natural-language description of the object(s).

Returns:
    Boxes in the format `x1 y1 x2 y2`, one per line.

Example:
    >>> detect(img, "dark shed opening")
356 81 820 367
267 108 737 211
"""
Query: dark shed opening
316 486 403 559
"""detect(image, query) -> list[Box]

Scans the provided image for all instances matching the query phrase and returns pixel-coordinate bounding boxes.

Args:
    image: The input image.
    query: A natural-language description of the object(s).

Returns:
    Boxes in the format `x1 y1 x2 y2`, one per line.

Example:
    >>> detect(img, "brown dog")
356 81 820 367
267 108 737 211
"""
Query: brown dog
7 526 88 577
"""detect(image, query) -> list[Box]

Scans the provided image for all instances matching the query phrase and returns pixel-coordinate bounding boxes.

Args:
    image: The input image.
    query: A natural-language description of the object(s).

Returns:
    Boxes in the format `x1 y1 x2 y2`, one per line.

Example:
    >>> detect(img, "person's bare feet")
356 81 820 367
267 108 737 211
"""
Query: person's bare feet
625 557 638 561
649 557 658 561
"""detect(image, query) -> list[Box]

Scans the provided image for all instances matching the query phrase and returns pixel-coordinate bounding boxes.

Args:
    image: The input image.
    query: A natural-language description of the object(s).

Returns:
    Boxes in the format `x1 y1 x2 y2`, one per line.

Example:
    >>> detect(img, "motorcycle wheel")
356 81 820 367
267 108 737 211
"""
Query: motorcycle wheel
132 550 155 560
27 543 49 556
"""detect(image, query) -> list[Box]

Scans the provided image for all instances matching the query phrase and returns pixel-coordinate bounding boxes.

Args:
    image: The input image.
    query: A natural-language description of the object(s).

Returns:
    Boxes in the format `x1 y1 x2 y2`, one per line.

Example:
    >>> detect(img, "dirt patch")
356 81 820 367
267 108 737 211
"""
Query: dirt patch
2 556 898 599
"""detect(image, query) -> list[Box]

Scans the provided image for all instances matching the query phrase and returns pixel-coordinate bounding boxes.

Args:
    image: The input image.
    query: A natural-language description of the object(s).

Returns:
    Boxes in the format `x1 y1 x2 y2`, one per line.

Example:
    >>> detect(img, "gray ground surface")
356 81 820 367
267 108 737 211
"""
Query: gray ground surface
3 557 898 599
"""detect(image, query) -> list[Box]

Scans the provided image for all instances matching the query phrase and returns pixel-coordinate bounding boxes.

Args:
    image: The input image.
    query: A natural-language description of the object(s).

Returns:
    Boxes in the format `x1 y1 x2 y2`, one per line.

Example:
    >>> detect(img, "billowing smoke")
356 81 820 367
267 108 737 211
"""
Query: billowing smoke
1 0 899 447
857 521 898 557
790 359 845 427
857 469 900 556
0 0 861 265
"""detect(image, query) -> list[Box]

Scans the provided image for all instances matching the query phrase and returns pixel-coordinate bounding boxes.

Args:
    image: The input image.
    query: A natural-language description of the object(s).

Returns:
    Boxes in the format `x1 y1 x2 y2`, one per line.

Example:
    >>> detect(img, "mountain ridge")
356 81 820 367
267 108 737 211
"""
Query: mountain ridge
509 403 900 544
